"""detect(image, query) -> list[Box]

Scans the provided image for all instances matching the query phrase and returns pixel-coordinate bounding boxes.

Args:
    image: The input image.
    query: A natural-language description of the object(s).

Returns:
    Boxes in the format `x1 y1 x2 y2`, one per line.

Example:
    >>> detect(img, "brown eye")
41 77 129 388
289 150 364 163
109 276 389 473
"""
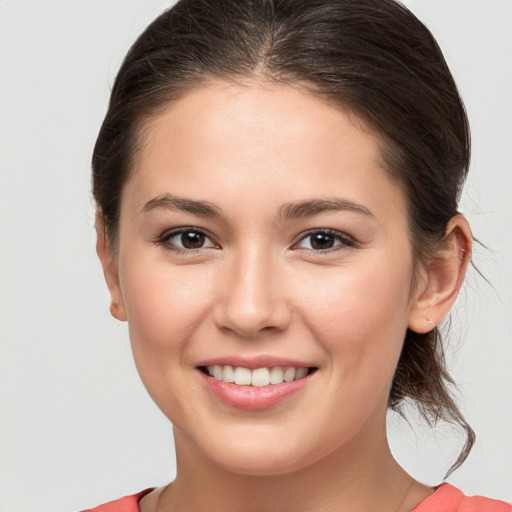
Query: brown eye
295 230 355 252
161 228 217 251
181 231 206 249
310 232 335 250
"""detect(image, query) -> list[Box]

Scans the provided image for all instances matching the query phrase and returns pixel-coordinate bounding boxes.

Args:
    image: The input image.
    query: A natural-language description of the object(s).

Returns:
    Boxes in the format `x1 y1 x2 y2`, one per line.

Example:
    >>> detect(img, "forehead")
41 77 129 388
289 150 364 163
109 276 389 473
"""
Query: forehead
124 80 407 225
138 80 379 169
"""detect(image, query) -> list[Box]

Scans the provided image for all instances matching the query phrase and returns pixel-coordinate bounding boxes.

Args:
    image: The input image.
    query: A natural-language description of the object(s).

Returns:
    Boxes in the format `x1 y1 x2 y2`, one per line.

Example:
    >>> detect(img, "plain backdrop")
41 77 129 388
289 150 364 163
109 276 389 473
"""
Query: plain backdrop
0 1 511 510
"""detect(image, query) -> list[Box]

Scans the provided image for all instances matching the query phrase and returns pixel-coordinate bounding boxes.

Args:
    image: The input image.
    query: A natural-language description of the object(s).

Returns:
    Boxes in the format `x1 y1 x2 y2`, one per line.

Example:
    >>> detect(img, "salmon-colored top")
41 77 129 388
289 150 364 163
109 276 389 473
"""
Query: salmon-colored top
83 483 511 512
412 483 511 512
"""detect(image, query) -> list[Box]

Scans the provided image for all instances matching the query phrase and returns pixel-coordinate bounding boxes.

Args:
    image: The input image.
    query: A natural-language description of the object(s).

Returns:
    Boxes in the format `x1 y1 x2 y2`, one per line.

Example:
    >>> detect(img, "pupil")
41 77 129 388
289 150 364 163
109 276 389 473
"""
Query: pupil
311 233 334 250
182 231 205 249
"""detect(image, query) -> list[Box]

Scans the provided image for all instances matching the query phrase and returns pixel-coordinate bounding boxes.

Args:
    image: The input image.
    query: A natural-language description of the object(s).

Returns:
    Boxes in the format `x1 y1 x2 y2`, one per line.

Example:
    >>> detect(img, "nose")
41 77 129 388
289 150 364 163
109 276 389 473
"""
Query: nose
213 246 291 338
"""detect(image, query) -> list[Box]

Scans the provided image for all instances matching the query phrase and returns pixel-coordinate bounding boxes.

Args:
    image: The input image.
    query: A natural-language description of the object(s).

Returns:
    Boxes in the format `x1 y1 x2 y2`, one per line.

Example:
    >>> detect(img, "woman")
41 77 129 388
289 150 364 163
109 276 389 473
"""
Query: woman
86 0 510 510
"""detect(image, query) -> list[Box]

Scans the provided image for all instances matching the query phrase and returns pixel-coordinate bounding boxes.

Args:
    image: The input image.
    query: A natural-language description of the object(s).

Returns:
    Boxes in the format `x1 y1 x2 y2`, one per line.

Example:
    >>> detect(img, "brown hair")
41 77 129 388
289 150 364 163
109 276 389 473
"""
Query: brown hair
92 0 474 474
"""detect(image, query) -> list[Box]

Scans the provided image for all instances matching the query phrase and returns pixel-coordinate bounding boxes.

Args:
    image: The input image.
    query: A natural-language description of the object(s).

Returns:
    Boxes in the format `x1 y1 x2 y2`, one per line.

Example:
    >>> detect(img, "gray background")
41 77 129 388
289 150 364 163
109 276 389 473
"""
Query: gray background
0 1 511 510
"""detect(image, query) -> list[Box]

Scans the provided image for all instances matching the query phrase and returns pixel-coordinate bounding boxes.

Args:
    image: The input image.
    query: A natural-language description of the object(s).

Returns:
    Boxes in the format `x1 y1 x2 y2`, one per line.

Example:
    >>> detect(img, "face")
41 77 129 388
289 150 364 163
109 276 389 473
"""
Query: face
105 81 424 475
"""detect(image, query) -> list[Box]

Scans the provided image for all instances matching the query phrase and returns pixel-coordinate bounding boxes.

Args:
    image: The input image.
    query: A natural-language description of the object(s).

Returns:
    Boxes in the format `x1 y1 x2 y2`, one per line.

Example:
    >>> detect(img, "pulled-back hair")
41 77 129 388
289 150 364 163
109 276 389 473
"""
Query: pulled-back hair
92 0 474 474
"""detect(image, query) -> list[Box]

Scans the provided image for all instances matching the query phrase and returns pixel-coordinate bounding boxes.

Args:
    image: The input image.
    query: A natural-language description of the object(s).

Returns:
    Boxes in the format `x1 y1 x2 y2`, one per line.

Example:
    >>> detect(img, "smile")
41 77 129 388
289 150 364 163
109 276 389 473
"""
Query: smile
203 365 314 386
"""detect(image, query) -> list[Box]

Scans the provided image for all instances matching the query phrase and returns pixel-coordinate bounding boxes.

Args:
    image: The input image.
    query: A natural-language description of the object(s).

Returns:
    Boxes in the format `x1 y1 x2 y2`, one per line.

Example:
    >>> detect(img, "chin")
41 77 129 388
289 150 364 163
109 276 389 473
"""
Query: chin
213 450 312 477
194 428 332 477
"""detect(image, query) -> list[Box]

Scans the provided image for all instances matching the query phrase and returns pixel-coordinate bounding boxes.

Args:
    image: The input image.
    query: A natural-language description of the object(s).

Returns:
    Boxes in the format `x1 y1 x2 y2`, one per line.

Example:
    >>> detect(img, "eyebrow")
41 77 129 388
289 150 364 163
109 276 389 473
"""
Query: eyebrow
142 194 373 220
142 194 223 218
279 198 374 220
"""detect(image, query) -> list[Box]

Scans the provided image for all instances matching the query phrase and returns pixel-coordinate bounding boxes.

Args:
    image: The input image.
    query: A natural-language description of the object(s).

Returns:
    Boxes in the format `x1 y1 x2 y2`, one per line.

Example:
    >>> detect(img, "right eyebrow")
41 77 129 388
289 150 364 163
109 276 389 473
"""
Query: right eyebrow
142 194 223 218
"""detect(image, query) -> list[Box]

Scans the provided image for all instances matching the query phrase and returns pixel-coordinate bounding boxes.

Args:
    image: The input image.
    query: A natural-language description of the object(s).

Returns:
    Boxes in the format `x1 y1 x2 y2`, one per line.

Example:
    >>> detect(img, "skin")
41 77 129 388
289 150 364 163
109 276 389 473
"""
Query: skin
97 81 472 512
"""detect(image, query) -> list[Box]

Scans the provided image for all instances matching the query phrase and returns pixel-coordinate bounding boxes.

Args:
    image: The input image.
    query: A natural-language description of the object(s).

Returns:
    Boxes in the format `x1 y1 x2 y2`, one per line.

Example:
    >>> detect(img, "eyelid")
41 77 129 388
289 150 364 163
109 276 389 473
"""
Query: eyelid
291 228 356 252
157 226 219 251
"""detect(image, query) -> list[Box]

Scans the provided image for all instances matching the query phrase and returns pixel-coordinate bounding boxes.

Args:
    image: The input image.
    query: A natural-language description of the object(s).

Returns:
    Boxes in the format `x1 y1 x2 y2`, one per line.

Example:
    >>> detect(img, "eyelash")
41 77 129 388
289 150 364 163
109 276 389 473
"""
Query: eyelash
156 227 356 254
293 229 356 254
156 227 218 254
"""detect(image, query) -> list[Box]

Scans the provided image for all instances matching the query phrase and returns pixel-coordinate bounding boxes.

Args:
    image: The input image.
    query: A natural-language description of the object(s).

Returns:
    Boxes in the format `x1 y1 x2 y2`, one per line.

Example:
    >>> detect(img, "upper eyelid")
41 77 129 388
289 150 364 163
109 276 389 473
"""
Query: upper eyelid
161 226 211 238
158 226 218 246
293 228 355 244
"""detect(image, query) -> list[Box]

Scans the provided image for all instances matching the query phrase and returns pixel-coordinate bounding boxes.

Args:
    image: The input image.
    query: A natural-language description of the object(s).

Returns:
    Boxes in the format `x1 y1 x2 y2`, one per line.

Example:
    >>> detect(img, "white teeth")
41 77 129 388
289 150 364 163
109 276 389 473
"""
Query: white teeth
234 367 252 385
205 365 311 386
222 365 235 383
269 367 284 384
283 367 296 382
295 367 308 380
213 365 223 380
251 368 270 387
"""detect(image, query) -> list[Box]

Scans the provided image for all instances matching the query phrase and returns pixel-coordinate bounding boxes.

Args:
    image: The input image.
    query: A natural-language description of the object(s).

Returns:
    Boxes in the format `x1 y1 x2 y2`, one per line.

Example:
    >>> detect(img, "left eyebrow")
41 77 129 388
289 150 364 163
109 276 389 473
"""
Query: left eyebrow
279 198 374 220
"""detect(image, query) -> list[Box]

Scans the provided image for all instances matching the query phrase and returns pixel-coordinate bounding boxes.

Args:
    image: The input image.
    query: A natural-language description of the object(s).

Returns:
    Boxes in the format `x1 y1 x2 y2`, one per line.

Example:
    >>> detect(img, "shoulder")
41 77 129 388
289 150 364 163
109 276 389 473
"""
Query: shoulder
413 483 512 512
81 489 154 512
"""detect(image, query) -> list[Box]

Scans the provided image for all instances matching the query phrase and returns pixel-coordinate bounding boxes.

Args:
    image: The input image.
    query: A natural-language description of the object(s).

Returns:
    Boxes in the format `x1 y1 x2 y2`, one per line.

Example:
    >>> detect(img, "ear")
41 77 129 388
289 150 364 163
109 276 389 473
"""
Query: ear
95 209 127 322
408 215 472 333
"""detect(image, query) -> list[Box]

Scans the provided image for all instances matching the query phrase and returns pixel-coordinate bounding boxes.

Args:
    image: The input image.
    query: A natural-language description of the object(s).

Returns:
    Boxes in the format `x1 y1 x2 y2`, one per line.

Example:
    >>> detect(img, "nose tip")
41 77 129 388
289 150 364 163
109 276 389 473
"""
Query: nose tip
213 256 291 338
218 299 291 338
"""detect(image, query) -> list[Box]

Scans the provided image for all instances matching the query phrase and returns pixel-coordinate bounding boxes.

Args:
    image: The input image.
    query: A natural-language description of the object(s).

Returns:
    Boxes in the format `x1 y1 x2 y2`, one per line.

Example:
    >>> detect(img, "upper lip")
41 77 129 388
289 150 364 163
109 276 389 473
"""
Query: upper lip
196 355 316 370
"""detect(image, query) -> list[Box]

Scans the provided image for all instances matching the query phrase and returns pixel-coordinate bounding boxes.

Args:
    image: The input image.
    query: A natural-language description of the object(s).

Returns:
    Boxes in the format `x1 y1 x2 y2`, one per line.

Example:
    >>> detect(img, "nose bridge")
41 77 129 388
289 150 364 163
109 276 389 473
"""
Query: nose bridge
216 242 289 337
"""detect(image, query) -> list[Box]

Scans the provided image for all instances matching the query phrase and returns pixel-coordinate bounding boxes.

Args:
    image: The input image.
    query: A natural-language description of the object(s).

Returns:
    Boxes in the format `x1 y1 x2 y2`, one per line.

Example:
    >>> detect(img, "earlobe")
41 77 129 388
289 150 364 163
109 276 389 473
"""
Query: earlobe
95 210 127 322
408 215 472 333
109 300 126 321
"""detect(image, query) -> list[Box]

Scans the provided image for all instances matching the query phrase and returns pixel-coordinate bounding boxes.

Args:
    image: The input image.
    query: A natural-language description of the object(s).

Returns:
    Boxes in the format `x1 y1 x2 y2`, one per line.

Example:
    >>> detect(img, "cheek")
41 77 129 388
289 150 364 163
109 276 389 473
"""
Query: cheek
118 256 220 418
119 255 216 355
296 255 413 380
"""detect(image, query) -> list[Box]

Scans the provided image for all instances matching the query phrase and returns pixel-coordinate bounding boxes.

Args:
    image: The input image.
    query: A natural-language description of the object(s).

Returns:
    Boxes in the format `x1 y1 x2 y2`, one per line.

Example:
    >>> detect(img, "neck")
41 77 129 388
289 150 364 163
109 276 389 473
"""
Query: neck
155 419 431 512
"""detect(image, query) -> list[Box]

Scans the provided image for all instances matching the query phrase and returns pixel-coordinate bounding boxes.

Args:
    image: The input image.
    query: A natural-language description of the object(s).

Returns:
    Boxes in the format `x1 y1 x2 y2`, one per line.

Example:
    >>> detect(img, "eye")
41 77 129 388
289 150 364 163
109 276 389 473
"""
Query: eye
159 228 217 251
294 229 355 252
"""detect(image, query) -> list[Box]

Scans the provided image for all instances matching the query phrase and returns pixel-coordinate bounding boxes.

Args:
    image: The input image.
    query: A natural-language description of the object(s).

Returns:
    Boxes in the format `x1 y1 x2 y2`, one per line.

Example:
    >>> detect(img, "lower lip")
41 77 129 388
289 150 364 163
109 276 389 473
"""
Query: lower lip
198 370 312 410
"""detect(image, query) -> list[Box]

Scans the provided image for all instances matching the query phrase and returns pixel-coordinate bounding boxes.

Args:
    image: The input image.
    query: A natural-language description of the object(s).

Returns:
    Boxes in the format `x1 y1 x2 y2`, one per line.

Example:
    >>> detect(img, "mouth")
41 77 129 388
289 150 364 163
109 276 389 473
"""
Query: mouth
199 365 317 387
